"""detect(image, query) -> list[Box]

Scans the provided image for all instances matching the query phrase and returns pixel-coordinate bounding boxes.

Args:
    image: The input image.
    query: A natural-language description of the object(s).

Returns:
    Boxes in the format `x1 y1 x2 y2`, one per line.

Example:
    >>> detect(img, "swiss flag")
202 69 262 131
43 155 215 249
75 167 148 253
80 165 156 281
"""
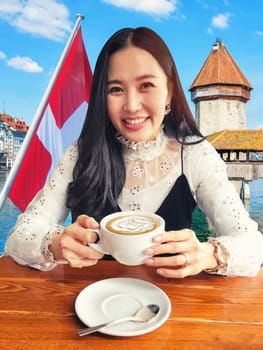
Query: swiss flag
9 28 92 211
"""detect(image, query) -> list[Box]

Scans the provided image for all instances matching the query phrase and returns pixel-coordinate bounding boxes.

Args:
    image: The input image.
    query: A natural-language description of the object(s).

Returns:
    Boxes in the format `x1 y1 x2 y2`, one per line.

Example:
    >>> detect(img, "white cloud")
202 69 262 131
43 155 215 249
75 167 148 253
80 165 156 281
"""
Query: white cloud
0 0 22 17
102 0 177 16
7 56 43 72
211 13 231 29
0 0 72 41
256 30 263 37
0 51 6 59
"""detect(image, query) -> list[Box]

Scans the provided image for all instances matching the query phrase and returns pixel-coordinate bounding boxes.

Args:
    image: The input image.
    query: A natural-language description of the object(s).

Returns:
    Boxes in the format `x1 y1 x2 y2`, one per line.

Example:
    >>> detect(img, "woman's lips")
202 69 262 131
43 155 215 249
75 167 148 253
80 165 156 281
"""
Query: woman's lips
124 117 148 125
122 117 149 130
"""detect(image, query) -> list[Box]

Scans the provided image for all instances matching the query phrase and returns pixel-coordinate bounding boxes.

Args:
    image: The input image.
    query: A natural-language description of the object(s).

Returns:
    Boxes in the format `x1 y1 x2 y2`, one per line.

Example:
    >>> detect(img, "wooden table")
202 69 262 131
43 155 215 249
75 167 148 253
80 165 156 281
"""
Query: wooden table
0 256 263 350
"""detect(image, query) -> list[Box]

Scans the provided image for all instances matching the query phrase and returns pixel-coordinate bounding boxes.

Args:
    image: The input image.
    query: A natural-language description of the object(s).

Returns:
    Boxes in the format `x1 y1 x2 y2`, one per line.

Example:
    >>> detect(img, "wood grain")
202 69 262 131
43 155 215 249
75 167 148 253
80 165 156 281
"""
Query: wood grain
1 257 263 349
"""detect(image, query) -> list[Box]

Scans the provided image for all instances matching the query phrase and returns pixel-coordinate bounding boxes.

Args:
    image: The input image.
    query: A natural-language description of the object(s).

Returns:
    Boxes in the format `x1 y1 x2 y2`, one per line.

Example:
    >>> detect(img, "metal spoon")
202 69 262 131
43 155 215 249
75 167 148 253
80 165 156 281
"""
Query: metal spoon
77 303 160 336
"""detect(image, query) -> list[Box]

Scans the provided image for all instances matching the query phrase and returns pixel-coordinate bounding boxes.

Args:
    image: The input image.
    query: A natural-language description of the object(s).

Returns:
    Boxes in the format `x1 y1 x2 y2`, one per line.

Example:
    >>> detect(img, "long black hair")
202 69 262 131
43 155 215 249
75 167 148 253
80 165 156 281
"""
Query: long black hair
67 27 203 221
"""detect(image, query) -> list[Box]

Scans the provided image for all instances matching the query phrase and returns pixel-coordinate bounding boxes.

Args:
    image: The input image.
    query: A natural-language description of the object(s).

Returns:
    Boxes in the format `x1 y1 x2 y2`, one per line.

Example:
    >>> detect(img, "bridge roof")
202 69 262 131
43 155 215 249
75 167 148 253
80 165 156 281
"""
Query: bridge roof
207 130 263 151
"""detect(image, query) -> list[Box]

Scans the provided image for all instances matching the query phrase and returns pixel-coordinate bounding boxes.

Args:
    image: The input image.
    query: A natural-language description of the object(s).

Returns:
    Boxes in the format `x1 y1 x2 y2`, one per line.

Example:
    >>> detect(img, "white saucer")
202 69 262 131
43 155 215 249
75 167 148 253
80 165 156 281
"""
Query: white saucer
75 277 171 337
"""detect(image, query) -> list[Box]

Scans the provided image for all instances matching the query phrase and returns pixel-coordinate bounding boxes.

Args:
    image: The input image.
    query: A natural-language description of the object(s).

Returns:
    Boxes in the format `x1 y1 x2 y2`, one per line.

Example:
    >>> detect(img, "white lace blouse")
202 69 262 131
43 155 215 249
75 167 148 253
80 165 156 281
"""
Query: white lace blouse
4 130 263 276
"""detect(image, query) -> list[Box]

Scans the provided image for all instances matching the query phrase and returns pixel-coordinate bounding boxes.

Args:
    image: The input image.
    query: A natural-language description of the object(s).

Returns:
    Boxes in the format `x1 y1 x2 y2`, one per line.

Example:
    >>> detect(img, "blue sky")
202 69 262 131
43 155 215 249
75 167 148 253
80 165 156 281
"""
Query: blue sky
0 0 262 129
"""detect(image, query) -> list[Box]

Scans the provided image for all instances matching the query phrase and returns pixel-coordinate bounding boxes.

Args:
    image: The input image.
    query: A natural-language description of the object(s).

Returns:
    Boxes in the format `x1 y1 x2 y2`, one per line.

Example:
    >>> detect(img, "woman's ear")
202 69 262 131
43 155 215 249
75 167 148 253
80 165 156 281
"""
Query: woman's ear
166 81 173 106
165 104 171 115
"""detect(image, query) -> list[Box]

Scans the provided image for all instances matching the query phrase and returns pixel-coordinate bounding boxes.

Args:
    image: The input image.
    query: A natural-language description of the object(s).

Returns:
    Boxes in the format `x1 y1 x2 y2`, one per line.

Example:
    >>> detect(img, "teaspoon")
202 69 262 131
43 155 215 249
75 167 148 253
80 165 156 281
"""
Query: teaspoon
77 303 160 336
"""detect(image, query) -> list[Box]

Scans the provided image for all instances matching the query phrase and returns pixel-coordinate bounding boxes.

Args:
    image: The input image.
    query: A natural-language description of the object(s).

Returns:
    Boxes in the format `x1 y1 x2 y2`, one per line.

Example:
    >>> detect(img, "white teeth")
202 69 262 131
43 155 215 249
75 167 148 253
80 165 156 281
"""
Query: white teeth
125 117 147 125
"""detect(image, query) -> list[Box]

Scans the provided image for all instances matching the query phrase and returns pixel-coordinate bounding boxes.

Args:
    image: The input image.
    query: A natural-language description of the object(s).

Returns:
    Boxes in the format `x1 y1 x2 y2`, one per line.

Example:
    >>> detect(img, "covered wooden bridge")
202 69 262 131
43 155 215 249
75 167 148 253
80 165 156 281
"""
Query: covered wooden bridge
207 129 263 181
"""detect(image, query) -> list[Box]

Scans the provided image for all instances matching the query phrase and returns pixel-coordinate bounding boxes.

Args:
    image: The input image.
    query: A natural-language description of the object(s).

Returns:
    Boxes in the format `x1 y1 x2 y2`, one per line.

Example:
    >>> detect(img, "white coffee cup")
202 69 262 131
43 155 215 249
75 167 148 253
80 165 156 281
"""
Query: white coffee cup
89 211 165 266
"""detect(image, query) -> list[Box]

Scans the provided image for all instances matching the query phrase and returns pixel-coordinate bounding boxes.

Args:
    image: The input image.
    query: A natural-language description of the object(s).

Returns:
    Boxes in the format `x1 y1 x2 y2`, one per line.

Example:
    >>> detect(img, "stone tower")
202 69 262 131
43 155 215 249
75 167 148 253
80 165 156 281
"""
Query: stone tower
189 39 253 136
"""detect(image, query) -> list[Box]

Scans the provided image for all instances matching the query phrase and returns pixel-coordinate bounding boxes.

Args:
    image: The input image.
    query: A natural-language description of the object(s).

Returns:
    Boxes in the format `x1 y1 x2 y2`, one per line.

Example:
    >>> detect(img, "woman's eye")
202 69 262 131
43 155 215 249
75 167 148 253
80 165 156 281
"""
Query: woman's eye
141 82 154 89
108 86 123 94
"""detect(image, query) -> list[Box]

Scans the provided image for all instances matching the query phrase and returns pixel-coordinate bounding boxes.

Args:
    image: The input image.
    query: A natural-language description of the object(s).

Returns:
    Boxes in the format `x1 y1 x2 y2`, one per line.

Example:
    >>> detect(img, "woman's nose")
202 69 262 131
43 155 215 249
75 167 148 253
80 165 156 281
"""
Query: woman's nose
123 91 142 113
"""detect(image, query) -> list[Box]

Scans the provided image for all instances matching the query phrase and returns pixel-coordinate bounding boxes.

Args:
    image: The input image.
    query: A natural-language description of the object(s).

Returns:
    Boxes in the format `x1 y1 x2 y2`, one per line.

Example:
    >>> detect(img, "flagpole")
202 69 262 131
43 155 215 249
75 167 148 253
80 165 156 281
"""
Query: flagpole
0 14 85 212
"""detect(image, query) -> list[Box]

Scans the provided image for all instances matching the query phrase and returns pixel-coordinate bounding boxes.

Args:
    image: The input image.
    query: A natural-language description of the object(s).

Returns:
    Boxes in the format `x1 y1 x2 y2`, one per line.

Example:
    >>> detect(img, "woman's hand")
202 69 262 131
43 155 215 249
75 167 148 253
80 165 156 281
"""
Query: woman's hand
50 215 104 268
144 229 217 278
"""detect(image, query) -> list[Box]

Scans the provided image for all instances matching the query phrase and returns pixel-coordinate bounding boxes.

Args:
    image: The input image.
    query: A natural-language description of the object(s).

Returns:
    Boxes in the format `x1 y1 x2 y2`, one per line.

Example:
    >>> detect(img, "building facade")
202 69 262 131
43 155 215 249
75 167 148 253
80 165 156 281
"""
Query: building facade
0 114 29 170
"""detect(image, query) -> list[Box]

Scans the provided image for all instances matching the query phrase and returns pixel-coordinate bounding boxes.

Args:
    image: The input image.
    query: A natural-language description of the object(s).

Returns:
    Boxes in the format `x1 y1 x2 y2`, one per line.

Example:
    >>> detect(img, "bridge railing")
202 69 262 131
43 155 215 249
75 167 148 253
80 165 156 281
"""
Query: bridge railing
226 162 263 181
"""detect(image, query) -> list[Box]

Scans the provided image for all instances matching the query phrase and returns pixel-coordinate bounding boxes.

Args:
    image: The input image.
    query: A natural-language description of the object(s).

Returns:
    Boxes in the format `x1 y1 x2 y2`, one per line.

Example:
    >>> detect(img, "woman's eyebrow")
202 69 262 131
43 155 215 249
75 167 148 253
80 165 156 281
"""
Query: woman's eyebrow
107 74 157 85
107 79 122 85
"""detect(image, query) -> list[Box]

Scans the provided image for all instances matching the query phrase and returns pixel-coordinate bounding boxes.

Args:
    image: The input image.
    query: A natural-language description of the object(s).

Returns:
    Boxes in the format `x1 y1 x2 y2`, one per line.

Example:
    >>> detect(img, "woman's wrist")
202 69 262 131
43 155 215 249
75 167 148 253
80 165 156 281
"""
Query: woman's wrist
48 225 65 262
203 242 218 270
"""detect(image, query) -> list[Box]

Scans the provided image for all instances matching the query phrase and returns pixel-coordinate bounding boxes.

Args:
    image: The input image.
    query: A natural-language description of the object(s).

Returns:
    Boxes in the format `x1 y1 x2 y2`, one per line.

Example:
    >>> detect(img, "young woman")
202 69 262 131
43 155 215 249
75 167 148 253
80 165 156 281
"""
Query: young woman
4 27 263 277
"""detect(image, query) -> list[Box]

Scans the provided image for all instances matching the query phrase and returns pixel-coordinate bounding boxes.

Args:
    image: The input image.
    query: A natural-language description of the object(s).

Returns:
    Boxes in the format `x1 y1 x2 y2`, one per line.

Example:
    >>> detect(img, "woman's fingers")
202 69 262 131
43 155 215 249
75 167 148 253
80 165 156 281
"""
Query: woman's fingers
144 228 213 278
145 229 197 257
61 234 103 258
152 229 195 244
58 215 103 267
145 253 189 267
156 266 193 278
62 248 101 268
75 215 99 230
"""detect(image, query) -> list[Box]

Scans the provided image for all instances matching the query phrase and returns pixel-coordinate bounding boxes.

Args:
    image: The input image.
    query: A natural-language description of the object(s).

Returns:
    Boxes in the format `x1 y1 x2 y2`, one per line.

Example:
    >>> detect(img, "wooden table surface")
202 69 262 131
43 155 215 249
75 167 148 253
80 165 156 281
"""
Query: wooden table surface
0 256 263 350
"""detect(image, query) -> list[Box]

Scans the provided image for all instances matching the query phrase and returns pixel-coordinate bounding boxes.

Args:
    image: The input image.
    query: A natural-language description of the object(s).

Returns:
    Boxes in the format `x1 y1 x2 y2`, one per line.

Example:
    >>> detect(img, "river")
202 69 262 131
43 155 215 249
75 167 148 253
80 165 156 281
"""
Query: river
0 172 262 253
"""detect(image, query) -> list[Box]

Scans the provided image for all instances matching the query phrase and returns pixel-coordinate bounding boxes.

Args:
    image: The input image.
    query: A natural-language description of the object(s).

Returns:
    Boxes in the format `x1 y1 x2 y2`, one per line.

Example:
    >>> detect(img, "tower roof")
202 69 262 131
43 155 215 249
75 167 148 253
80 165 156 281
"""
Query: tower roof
189 39 253 91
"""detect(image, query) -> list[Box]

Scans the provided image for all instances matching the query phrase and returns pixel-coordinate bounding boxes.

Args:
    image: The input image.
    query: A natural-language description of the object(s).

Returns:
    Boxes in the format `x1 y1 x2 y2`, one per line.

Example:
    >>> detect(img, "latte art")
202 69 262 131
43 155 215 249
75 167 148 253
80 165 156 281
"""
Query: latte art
106 215 159 235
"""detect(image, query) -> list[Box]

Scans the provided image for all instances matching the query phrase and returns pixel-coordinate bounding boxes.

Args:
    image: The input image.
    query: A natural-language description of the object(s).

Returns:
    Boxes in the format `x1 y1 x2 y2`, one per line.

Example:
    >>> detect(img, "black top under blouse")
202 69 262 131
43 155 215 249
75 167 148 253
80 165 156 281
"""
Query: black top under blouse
156 144 196 230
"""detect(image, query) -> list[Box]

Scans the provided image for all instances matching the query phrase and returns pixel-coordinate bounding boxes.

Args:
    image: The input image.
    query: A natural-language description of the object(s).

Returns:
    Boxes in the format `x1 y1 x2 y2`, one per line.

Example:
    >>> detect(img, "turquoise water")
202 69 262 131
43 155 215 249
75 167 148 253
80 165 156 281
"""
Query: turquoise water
0 173 262 253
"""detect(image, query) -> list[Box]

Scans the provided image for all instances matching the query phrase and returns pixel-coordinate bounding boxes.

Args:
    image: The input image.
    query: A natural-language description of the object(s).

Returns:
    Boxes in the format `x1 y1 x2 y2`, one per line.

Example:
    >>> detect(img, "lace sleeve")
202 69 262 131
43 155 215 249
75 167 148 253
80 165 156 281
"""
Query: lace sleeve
184 140 263 277
4 143 78 271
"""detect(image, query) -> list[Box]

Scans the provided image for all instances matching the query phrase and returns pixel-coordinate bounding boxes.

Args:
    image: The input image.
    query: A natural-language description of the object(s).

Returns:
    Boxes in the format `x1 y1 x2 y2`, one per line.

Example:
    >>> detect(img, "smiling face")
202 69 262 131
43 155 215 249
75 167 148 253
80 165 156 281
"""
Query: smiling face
107 45 172 142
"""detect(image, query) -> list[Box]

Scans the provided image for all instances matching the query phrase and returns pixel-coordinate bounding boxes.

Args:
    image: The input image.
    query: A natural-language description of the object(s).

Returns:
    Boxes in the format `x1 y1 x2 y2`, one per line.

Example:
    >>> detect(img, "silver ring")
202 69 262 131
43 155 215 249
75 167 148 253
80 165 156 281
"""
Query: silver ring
182 253 189 266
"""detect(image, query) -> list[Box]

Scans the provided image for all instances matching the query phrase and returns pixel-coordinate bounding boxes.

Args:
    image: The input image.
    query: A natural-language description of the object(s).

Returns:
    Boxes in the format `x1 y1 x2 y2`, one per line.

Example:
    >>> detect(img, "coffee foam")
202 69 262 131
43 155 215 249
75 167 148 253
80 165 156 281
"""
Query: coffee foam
106 214 158 235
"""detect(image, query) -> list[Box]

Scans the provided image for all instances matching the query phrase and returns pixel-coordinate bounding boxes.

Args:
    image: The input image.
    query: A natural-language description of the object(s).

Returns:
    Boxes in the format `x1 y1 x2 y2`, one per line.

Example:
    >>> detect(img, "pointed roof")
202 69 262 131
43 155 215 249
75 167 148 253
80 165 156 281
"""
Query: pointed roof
206 130 263 151
189 39 253 91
